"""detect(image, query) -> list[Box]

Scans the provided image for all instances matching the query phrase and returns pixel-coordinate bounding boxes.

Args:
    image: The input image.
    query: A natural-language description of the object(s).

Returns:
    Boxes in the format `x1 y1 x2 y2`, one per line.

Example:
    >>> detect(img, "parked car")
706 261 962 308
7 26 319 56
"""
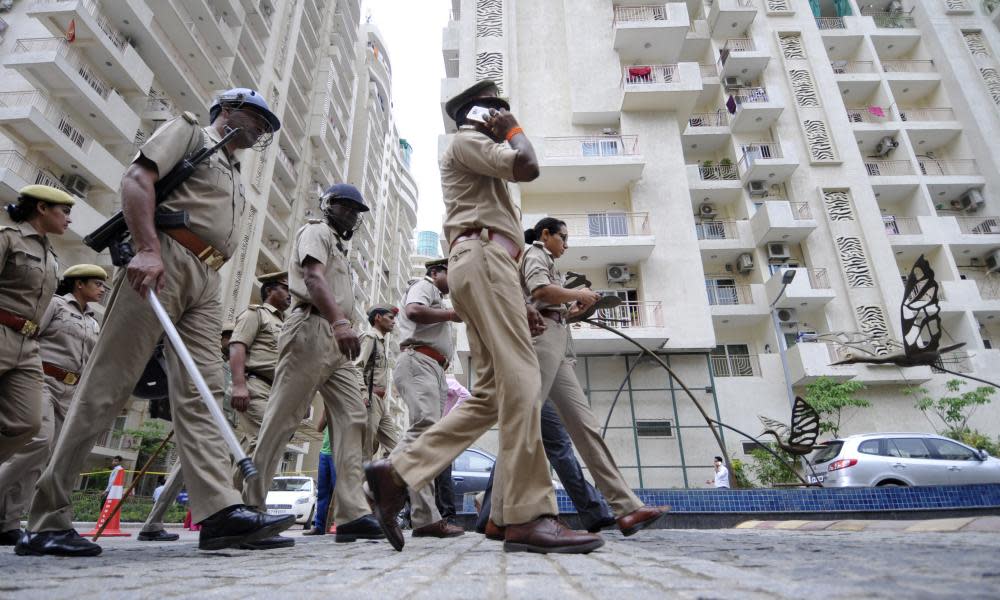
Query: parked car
449 447 564 511
808 433 1000 487
265 476 316 525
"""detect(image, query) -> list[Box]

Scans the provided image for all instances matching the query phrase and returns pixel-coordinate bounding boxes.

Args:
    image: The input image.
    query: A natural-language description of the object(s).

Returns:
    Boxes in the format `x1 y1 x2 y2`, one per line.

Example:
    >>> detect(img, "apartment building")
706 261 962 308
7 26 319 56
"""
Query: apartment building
0 0 417 478
442 0 1000 488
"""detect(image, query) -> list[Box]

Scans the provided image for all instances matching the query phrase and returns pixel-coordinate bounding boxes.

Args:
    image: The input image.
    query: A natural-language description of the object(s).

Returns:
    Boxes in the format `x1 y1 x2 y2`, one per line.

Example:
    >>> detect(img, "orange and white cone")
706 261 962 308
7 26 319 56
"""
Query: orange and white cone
84 467 132 537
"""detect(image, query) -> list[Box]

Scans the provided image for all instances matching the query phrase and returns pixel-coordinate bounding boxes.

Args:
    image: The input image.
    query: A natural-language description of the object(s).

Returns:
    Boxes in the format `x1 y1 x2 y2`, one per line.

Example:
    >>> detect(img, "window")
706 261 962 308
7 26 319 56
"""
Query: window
888 438 931 459
454 450 493 472
812 441 844 463
636 420 673 438
742 440 767 454
926 438 978 461
711 344 754 377
858 439 880 455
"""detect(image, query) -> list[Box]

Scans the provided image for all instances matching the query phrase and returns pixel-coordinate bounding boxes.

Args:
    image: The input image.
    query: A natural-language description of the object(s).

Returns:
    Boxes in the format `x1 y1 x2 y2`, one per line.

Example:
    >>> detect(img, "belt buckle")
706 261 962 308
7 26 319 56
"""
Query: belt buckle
64 372 78 385
199 246 226 271
19 320 38 336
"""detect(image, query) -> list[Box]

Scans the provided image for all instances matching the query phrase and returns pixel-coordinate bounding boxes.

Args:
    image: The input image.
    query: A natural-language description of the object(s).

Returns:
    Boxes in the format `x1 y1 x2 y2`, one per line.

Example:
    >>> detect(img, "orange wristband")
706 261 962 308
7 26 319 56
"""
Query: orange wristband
505 127 524 142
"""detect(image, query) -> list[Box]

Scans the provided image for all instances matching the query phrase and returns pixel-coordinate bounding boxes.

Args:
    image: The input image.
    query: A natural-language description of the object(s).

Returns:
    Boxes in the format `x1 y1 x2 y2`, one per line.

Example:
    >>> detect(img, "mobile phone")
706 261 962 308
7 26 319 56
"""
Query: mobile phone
466 105 492 123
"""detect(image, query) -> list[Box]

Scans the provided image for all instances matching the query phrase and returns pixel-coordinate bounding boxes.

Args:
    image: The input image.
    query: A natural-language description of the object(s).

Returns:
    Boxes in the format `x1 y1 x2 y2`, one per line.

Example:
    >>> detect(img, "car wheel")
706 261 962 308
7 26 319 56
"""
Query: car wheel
304 506 315 529
876 481 906 487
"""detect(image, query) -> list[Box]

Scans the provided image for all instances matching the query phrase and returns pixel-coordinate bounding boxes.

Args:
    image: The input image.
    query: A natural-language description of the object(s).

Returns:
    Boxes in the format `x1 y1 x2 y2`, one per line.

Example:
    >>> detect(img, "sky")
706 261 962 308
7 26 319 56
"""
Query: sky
362 0 449 234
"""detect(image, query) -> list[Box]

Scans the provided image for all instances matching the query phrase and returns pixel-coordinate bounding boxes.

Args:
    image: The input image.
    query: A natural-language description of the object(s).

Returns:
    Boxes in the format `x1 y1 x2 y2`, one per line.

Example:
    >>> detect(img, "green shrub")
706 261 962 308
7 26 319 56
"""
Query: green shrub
747 444 800 487
69 491 187 523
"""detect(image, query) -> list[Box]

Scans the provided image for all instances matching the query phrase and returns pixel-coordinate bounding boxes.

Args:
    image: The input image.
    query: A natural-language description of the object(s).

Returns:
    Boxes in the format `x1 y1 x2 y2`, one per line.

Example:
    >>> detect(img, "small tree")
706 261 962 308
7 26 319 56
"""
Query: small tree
747 443 799 487
908 379 995 439
804 376 869 437
124 421 174 495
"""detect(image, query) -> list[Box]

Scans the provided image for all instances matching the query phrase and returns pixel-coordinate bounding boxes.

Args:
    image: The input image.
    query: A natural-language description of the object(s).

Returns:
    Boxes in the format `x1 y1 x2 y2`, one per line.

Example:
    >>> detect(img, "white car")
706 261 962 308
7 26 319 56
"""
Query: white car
265 476 316 525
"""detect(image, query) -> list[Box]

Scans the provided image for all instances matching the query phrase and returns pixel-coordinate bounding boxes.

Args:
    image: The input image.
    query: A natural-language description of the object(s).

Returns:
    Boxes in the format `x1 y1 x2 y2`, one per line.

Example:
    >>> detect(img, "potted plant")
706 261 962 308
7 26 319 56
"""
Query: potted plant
719 157 733 179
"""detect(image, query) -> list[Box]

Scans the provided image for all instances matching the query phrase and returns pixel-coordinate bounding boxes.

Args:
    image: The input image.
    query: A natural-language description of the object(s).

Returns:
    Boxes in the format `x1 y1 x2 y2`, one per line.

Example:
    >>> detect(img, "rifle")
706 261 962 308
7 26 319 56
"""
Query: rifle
83 127 242 267
364 335 378 409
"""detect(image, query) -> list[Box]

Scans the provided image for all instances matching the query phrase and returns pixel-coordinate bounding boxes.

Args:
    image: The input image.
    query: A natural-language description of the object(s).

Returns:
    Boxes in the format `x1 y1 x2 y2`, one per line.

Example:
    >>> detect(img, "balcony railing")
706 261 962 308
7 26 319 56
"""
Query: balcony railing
0 90 94 151
918 159 979 176
738 143 781 171
696 219 740 240
791 201 812 219
881 60 936 73
710 354 760 377
816 16 846 29
574 300 664 329
699 63 719 78
553 212 652 237
0 149 69 192
805 267 831 289
864 159 913 176
687 110 729 127
623 64 678 85
145 93 175 114
976 276 1000 299
613 4 671 24
12 37 113 99
731 86 770 104
831 60 875 73
846 107 891 123
863 10 916 28
544 135 640 159
883 215 921 235
706 283 754 305
956 216 1000 234
697 164 739 180
722 38 756 52
899 107 956 121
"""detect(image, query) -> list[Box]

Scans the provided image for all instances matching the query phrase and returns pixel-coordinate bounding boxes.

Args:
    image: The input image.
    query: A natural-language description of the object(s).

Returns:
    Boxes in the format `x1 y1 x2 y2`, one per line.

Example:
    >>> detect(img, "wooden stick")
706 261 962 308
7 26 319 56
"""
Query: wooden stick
93 429 174 541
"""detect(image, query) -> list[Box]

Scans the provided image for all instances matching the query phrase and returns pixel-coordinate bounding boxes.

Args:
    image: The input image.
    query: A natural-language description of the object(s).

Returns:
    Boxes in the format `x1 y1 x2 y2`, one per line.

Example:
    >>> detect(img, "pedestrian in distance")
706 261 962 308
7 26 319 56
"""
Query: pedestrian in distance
707 456 731 488
359 304 402 463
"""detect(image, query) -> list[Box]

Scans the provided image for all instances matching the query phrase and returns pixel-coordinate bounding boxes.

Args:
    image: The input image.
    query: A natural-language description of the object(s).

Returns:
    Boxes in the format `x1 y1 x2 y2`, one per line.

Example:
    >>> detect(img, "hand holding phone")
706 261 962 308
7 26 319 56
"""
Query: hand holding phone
466 105 492 124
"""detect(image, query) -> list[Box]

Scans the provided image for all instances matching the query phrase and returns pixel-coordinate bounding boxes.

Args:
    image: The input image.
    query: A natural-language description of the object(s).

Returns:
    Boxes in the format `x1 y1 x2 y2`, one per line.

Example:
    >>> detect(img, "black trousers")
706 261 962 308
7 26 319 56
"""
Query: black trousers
434 465 456 519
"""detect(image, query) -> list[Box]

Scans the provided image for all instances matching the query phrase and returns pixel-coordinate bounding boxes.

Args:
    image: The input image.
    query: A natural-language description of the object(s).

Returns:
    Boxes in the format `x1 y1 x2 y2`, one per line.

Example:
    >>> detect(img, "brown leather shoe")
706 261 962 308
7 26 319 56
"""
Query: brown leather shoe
484 519 505 541
503 516 604 554
617 506 666 537
412 520 465 538
364 460 407 551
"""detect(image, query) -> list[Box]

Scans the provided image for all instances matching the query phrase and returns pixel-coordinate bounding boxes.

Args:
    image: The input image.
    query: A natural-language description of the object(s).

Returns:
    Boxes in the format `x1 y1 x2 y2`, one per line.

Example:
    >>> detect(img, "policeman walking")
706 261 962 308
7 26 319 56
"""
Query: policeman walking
18 88 295 557
0 263 105 545
243 183 385 546
358 304 401 463
388 258 464 539
0 185 73 467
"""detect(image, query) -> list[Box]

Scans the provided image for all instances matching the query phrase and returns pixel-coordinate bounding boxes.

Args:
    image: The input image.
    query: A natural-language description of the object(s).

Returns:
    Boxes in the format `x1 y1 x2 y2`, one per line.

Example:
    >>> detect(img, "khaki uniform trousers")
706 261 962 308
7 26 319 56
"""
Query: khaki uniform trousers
389 349 446 529
0 377 71 530
529 320 643 517
392 239 557 526
142 460 184 533
0 329 43 465
28 236 243 530
362 389 400 462
232 375 270 487
242 309 370 525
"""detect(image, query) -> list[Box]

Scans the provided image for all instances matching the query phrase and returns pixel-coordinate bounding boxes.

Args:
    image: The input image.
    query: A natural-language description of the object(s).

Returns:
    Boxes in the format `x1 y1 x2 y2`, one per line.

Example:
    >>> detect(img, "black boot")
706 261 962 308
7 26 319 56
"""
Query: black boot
198 505 295 551
137 529 180 542
334 515 387 543
15 530 102 557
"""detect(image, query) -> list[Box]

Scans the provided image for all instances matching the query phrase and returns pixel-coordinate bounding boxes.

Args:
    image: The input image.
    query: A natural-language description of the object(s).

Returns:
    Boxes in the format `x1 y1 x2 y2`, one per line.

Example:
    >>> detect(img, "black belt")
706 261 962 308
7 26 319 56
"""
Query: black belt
248 372 273 386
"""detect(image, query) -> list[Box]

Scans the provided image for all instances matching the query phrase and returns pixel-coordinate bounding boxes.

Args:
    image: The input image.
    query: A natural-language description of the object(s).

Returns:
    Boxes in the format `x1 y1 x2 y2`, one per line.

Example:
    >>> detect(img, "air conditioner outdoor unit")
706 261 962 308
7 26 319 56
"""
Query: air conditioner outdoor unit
723 76 743 89
737 252 754 273
747 181 768 197
959 189 986 213
776 308 798 326
767 242 791 261
607 264 631 284
987 249 1000 273
874 136 899 157
699 202 718 218
60 174 90 198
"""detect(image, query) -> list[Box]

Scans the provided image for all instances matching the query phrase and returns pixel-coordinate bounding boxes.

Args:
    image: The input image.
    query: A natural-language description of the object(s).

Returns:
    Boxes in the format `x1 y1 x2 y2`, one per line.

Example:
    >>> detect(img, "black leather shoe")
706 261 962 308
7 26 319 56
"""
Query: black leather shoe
584 516 618 534
364 460 407 551
198 505 295 551
239 535 295 550
334 515 387 543
137 529 180 542
15 530 102 557
0 529 22 545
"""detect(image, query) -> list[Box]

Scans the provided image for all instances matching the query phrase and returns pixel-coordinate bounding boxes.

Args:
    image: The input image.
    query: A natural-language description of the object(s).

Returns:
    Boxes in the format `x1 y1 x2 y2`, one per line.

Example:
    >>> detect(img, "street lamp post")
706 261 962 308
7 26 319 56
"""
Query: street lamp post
770 269 797 409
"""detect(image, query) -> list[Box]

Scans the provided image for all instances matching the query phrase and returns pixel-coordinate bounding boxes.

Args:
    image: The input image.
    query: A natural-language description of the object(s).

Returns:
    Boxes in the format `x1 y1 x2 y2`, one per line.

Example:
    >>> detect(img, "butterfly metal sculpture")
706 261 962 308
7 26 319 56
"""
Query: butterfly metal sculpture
758 397 822 456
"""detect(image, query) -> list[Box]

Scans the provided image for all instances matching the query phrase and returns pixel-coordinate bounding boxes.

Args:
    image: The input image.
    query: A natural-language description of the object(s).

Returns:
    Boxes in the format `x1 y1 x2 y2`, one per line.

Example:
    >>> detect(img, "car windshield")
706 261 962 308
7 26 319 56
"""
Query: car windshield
812 441 844 464
270 478 310 492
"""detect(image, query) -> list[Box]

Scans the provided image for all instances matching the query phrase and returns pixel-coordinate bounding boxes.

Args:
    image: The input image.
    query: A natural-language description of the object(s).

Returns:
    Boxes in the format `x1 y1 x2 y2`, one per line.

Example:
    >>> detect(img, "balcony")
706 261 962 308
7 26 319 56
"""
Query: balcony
898 107 956 123
710 353 761 378
864 159 914 179
727 86 783 133
541 212 655 269
0 90 122 190
831 60 879 78
27 0 154 93
620 63 702 114
766 267 835 309
881 59 936 74
718 38 770 80
707 283 769 323
863 9 917 29
696 219 754 257
737 143 797 184
183 0 238 55
682 110 731 150
751 201 817 243
686 163 743 205
824 342 934 385
612 3 690 63
956 215 1000 237
245 0 274 37
524 136 645 193
846 106 893 125
918 159 979 177
787 342 857 385
708 0 757 36
815 16 847 30
569 300 669 353
5 37 140 143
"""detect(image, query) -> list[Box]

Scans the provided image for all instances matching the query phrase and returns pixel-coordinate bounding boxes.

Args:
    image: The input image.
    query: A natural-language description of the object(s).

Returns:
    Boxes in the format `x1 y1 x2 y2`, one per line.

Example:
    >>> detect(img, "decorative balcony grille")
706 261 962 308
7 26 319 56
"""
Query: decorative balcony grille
731 86 770 104
623 64 678 85
791 202 812 219
710 354 760 377
882 216 921 235
688 111 729 127
613 4 671 24
956 216 1000 234
864 159 913 176
696 220 739 240
697 164 739 180
816 16 846 29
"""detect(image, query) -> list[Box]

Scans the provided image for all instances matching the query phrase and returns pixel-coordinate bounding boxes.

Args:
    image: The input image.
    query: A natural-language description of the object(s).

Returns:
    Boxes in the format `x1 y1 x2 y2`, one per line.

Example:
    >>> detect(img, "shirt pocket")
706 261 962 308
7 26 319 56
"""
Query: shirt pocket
9 249 46 288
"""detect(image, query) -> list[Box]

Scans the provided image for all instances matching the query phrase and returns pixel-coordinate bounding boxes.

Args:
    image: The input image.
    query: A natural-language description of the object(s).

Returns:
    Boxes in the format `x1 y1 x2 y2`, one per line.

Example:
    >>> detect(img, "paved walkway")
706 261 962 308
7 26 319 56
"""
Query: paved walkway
735 515 1000 533
1 525 997 599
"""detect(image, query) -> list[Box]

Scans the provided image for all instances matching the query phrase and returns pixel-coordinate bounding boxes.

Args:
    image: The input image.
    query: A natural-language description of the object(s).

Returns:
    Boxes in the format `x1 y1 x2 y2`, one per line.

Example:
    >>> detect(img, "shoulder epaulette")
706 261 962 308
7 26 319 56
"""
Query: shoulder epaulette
181 111 199 125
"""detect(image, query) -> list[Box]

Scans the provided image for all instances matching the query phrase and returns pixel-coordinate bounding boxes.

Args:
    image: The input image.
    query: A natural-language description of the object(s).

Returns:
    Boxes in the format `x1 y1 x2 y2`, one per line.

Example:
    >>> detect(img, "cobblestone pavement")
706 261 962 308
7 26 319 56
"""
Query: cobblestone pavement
1 526 997 599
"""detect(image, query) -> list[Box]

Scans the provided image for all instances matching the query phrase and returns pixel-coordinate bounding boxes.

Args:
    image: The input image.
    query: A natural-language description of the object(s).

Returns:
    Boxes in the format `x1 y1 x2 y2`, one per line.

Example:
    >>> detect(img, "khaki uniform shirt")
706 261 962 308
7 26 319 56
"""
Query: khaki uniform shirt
288 220 354 318
230 303 284 381
440 125 520 246
395 277 455 359
37 294 100 372
357 329 388 391
137 116 245 259
521 242 567 316
0 222 59 325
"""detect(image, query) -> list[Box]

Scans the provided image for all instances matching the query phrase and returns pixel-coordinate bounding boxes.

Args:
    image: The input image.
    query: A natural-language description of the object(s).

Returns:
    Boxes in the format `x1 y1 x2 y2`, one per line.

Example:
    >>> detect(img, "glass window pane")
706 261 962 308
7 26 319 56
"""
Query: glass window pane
858 439 880 455
890 438 931 459
926 438 978 461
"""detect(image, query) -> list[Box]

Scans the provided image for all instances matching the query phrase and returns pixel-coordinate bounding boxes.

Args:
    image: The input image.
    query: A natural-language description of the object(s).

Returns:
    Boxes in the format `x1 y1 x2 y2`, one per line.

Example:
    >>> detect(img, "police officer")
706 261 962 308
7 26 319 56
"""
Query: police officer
0 263 104 545
19 88 294 557
243 183 385 546
365 80 603 554
388 258 464 538
0 185 73 468
229 271 290 479
358 304 401 463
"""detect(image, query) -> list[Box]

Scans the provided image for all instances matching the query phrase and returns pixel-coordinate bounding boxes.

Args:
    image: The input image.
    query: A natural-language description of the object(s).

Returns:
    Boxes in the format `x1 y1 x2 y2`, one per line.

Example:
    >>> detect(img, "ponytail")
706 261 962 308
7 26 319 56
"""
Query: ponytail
5 196 41 223
525 217 566 245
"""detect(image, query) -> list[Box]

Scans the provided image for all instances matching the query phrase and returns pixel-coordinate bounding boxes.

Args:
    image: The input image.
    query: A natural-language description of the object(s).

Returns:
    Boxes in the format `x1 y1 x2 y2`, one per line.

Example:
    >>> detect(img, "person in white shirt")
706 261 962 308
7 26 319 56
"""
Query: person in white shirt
152 477 166 503
706 456 730 489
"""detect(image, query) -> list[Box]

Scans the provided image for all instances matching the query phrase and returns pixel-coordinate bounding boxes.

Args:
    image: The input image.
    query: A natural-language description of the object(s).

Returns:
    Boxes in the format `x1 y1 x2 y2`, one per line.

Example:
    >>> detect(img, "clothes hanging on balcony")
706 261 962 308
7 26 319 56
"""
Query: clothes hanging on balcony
808 0 821 17
726 95 737 115
627 66 651 80
868 105 885 117
719 49 730 65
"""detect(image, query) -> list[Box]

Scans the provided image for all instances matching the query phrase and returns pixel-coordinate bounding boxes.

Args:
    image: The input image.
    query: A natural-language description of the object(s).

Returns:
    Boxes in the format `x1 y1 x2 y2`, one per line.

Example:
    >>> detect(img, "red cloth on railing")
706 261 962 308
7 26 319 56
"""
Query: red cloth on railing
628 66 652 78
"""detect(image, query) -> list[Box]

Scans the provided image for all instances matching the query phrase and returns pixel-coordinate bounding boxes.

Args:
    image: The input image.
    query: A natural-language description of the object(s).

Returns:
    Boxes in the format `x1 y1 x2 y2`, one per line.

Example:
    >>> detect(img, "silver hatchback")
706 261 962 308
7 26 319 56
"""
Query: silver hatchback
808 433 1000 487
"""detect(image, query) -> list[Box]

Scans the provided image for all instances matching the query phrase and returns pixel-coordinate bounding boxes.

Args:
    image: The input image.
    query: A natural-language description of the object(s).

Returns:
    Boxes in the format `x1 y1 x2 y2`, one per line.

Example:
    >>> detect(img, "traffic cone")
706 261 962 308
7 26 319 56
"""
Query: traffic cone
327 522 336 534
84 467 132 537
